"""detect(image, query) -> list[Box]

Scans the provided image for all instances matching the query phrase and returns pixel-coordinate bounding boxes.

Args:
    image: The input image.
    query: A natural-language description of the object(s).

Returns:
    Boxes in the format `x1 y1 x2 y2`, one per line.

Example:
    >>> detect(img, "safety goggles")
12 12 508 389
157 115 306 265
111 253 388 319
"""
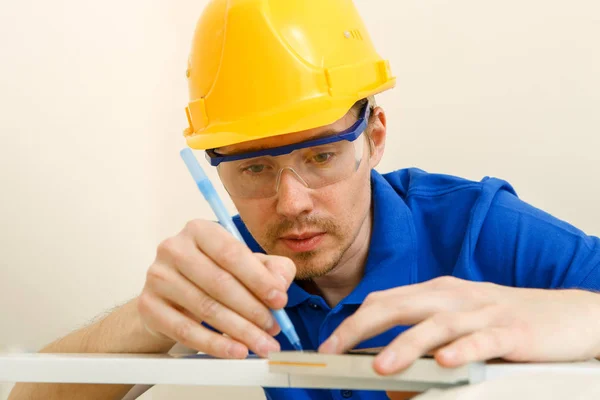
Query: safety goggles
205 103 370 199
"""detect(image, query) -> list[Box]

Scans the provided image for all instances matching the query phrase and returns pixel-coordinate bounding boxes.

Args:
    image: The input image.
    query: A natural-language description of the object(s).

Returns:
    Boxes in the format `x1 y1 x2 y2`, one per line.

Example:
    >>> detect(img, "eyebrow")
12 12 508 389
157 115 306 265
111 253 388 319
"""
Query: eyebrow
217 129 340 155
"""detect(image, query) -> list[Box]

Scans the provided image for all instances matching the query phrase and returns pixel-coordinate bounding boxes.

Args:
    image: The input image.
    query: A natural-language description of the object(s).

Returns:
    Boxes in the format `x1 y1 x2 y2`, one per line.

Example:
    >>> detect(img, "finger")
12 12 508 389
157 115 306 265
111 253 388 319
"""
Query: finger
385 392 422 400
137 293 248 359
156 238 279 336
186 221 289 309
373 308 496 375
434 327 516 368
148 264 281 357
255 253 296 289
254 253 297 336
319 291 471 354
379 276 495 303
379 276 466 298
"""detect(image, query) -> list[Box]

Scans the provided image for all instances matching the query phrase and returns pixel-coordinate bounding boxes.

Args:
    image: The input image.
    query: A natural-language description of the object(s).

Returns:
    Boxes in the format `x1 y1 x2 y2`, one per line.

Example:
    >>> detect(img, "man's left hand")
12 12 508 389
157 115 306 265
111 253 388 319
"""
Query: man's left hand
318 276 600 375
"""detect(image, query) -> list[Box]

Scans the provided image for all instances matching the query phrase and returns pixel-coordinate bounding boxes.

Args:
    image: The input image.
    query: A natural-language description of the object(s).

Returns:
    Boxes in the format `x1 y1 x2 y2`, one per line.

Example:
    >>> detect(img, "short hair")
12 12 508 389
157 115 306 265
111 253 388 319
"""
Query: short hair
350 95 377 118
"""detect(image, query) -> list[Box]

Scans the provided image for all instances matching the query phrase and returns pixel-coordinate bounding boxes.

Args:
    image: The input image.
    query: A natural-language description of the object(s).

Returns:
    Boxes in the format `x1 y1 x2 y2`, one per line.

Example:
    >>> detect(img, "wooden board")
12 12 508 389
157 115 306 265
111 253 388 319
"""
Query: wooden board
268 351 485 385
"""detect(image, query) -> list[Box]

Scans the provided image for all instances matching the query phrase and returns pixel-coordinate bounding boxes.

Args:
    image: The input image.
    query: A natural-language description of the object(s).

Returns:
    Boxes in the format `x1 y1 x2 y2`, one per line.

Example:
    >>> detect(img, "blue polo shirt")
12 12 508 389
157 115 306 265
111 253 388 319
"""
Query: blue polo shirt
233 168 600 400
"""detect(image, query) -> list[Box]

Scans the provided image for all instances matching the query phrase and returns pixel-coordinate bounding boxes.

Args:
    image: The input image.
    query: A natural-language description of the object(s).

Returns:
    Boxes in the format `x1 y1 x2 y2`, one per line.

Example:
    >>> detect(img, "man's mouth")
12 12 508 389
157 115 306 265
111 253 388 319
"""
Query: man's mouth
279 232 326 252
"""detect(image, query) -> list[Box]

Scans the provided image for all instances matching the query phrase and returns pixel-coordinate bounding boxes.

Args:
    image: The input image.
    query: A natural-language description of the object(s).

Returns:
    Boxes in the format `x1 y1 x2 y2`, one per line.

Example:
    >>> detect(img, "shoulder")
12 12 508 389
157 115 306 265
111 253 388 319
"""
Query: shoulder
380 168 585 239
379 167 516 204
377 168 530 248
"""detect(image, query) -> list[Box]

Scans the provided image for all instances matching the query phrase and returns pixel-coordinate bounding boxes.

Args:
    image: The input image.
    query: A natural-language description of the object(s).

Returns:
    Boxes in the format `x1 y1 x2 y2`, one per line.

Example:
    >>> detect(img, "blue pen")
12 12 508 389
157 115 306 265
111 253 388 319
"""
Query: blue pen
180 148 302 352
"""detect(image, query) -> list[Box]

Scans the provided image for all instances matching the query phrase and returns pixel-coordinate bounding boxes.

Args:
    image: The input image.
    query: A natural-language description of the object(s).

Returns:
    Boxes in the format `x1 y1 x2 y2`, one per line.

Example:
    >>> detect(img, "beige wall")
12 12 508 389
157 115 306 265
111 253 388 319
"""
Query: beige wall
1 0 599 399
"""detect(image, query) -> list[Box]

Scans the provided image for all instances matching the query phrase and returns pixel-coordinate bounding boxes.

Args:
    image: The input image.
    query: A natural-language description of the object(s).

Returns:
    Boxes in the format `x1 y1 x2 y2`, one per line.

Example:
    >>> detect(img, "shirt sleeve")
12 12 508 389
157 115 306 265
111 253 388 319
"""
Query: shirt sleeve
468 182 600 290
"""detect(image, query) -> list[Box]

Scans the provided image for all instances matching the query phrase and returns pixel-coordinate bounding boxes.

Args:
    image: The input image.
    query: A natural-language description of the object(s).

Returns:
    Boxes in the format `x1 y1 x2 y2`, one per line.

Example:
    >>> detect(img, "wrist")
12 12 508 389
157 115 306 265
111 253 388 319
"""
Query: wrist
129 297 177 352
84 297 175 353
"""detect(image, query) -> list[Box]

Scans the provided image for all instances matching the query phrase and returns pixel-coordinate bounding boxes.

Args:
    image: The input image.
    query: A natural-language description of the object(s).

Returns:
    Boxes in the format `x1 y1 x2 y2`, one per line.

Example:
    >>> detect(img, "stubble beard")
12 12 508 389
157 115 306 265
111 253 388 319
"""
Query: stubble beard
261 215 351 280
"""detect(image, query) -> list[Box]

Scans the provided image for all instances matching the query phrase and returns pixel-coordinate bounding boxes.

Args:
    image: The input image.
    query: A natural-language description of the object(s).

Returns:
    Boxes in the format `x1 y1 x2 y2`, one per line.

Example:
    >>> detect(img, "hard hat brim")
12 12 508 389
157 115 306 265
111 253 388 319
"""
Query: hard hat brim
184 79 395 150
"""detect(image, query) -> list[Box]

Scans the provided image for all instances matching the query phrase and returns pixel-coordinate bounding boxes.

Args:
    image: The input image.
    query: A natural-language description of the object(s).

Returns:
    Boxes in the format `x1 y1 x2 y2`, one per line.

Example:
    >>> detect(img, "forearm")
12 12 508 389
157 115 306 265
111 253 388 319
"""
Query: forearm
9 297 176 400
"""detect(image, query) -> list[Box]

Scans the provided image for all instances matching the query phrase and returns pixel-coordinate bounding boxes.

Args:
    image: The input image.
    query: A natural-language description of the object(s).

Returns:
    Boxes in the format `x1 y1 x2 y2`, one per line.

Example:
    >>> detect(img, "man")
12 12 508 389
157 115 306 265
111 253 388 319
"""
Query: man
10 0 600 399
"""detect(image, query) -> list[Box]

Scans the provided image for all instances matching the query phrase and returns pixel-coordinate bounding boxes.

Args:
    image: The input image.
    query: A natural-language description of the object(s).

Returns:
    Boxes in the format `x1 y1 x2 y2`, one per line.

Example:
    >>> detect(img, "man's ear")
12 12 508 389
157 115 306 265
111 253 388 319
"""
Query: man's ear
368 106 387 169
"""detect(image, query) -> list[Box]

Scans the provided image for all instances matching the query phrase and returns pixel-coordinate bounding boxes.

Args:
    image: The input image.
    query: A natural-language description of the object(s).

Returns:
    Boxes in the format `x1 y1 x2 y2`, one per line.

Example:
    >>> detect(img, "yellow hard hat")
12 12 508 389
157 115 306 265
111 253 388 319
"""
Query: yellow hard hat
183 0 396 150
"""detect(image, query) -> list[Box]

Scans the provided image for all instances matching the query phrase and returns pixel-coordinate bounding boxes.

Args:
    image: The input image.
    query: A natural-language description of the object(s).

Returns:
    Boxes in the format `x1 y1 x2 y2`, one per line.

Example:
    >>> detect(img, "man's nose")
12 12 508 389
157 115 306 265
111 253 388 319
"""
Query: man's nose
275 168 314 219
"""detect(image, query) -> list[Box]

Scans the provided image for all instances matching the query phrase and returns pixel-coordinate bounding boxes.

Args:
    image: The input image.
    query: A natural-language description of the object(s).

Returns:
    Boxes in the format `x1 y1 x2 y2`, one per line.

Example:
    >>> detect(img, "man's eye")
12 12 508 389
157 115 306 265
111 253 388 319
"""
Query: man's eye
312 153 334 163
243 164 266 173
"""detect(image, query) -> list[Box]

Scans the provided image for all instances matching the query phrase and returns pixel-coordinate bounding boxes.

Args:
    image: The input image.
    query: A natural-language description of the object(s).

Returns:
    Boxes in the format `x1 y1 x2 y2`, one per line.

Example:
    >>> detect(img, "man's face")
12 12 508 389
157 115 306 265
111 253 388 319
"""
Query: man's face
217 107 385 280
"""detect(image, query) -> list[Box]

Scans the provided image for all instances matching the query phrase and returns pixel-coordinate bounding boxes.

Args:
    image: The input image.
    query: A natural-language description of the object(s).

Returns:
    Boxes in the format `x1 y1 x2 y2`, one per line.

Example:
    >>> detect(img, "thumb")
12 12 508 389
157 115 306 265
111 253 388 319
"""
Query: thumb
254 253 296 290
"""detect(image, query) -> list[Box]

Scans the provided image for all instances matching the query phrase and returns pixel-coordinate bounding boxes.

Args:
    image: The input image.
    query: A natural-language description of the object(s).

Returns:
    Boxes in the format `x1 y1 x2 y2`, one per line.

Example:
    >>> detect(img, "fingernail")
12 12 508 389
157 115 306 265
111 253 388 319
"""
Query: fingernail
376 351 397 373
226 343 247 359
266 289 282 301
319 335 338 353
264 316 275 331
256 336 280 356
278 273 288 287
439 348 457 363
269 339 281 353
267 318 281 336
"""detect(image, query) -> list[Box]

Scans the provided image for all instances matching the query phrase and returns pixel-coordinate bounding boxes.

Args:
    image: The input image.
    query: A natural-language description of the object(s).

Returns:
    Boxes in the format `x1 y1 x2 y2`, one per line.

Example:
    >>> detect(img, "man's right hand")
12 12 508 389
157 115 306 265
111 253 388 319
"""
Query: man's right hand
138 219 296 359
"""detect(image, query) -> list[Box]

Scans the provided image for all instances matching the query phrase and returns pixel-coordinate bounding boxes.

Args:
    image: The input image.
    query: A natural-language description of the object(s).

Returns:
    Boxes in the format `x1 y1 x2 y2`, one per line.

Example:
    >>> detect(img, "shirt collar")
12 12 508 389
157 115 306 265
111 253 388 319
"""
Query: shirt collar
233 169 417 308
342 169 417 305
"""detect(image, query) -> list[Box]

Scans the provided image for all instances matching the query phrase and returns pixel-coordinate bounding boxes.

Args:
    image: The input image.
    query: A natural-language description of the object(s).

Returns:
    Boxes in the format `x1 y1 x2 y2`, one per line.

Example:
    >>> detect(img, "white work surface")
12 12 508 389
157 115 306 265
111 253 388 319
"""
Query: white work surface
1 353 599 399
415 369 600 400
